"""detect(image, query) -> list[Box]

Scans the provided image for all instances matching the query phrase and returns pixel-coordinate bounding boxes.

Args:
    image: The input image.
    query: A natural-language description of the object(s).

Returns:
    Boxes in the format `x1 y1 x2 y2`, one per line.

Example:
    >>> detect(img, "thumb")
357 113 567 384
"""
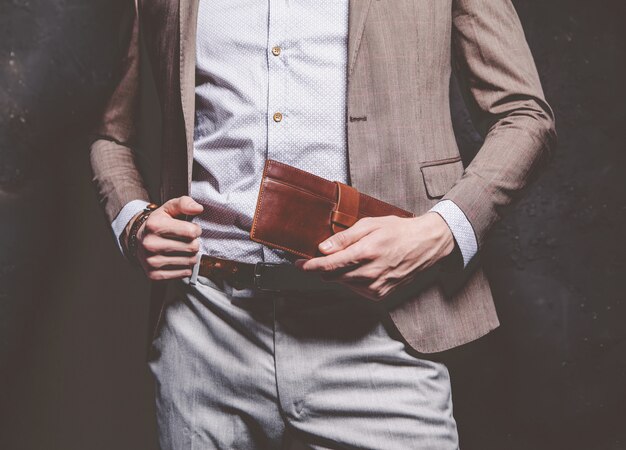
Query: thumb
161 195 204 218
318 218 375 254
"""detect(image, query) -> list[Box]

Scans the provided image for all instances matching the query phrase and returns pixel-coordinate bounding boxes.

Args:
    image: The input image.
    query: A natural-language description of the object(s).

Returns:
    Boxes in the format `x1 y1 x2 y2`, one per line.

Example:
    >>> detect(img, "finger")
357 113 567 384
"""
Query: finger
143 213 202 241
301 244 364 272
146 268 194 281
141 235 200 255
294 259 309 270
318 217 377 255
160 195 204 219
144 254 199 270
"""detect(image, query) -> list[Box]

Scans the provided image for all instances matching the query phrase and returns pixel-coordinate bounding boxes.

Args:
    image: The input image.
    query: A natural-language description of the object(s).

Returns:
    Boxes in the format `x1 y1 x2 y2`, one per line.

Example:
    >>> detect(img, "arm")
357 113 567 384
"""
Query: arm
89 4 202 279
298 0 556 300
443 0 557 248
429 200 477 268
111 199 150 254
89 2 149 225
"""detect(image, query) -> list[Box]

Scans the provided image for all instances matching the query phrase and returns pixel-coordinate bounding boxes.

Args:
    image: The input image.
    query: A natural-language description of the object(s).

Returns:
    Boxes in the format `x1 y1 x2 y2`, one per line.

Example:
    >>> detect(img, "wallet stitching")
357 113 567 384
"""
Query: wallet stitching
250 161 314 259
268 159 333 186
265 178 337 204
249 161 269 243
360 193 414 217
251 236 313 259
250 159 413 257
268 160 413 218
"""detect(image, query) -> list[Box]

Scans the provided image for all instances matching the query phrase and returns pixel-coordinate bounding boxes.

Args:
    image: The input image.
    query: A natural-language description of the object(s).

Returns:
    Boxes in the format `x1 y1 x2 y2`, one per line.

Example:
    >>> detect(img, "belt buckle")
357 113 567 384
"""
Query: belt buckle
253 262 283 293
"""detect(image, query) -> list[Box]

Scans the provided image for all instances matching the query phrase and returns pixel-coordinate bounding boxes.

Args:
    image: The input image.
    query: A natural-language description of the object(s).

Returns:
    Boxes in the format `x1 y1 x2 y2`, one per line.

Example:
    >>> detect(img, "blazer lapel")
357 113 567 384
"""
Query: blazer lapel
348 0 373 77
179 0 200 191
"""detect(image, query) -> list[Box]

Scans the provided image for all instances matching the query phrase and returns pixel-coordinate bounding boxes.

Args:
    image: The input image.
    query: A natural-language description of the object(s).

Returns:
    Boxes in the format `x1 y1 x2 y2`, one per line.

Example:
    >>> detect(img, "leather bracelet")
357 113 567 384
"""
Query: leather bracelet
126 203 159 262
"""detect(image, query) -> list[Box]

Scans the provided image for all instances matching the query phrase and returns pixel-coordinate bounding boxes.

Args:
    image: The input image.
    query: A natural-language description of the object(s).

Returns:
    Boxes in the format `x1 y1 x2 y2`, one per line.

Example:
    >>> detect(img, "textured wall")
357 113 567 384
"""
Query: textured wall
1 1 624 449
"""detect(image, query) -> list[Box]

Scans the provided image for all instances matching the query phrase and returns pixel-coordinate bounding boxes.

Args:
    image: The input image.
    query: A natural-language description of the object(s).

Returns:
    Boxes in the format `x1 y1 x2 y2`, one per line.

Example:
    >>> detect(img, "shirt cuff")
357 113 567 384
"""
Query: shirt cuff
111 200 151 255
429 200 478 268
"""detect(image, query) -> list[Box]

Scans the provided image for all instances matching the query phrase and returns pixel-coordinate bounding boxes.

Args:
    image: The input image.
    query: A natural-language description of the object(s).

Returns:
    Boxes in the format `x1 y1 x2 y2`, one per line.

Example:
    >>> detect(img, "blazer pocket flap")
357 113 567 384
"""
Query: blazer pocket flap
420 157 464 199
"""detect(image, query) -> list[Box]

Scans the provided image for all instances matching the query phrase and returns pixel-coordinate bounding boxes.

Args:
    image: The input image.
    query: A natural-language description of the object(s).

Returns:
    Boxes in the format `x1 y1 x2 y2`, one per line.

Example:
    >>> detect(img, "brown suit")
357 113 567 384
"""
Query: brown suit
90 0 556 354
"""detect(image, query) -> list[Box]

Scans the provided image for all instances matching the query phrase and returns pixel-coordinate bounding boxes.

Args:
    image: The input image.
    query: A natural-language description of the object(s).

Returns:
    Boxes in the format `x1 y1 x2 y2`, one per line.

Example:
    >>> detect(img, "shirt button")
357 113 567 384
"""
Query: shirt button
273 112 283 122
271 46 281 56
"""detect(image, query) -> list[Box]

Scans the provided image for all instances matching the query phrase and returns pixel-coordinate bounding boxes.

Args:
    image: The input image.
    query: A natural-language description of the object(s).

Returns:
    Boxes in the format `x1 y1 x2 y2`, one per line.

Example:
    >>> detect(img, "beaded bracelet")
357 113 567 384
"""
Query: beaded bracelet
124 203 159 262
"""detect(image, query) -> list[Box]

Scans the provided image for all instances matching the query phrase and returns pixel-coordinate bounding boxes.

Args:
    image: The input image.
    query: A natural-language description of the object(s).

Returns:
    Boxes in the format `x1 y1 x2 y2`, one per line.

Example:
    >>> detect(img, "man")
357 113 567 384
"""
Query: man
90 0 556 448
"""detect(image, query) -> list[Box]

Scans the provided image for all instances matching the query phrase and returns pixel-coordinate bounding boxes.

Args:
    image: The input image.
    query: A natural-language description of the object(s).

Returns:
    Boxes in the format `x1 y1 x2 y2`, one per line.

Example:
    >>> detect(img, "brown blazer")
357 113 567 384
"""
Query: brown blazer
90 0 556 354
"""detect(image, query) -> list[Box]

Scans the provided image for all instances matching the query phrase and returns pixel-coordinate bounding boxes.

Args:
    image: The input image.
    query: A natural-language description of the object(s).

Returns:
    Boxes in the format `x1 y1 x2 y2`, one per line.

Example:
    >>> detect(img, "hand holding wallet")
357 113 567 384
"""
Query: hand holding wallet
250 160 414 259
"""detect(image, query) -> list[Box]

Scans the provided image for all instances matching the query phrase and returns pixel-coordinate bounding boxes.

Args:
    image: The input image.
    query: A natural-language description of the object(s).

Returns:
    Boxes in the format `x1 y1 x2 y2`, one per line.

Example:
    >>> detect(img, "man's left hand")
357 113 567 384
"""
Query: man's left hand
295 213 455 301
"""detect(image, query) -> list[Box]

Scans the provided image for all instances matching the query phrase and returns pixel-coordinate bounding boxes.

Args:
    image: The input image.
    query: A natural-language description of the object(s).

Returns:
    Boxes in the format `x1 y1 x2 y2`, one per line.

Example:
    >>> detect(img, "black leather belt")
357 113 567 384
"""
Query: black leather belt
197 255 348 293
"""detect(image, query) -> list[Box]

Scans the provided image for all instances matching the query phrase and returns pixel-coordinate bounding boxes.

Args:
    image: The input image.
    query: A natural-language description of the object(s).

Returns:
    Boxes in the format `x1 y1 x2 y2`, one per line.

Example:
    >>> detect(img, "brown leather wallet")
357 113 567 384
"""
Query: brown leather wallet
250 159 415 259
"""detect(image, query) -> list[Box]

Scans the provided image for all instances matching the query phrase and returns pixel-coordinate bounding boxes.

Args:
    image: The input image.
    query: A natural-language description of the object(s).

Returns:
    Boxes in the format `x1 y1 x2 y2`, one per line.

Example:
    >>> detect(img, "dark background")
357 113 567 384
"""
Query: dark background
1 1 625 449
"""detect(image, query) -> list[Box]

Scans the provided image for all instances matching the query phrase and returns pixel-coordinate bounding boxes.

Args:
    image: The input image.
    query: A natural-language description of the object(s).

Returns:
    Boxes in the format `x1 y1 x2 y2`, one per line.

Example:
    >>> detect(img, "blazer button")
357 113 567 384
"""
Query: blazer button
273 112 283 122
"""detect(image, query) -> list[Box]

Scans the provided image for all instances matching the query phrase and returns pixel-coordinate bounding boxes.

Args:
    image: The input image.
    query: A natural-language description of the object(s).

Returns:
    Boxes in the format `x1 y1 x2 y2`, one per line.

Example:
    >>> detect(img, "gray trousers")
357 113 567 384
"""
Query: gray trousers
148 272 459 449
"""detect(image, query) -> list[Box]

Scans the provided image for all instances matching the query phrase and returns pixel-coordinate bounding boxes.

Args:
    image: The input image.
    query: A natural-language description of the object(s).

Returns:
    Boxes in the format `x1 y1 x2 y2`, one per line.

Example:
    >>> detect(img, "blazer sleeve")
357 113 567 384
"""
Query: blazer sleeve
89 0 150 224
443 0 557 248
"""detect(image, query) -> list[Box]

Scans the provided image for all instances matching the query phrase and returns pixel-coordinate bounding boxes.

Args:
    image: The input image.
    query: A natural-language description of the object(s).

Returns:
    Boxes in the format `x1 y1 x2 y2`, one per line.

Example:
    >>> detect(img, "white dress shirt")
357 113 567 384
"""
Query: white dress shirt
111 0 478 267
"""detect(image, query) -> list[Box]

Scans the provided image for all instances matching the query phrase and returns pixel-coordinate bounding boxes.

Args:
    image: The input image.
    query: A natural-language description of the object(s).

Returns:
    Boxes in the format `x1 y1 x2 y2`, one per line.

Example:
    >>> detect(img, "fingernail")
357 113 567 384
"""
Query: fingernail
320 241 332 251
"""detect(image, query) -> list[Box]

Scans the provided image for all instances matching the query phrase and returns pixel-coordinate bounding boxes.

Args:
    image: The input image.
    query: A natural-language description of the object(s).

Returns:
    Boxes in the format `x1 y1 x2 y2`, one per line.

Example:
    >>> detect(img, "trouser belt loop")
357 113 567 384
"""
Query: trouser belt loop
190 256 201 285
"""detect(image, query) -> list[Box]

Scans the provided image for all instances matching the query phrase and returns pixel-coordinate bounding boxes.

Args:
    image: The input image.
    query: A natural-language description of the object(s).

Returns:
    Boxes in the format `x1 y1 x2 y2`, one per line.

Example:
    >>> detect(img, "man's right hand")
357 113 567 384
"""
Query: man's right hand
131 196 204 280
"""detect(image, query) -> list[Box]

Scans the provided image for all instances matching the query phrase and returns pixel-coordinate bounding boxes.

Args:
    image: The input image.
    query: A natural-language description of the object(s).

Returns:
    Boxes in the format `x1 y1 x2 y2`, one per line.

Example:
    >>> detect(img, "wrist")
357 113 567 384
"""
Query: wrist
120 211 143 257
425 212 455 256
121 203 159 262
423 212 465 272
